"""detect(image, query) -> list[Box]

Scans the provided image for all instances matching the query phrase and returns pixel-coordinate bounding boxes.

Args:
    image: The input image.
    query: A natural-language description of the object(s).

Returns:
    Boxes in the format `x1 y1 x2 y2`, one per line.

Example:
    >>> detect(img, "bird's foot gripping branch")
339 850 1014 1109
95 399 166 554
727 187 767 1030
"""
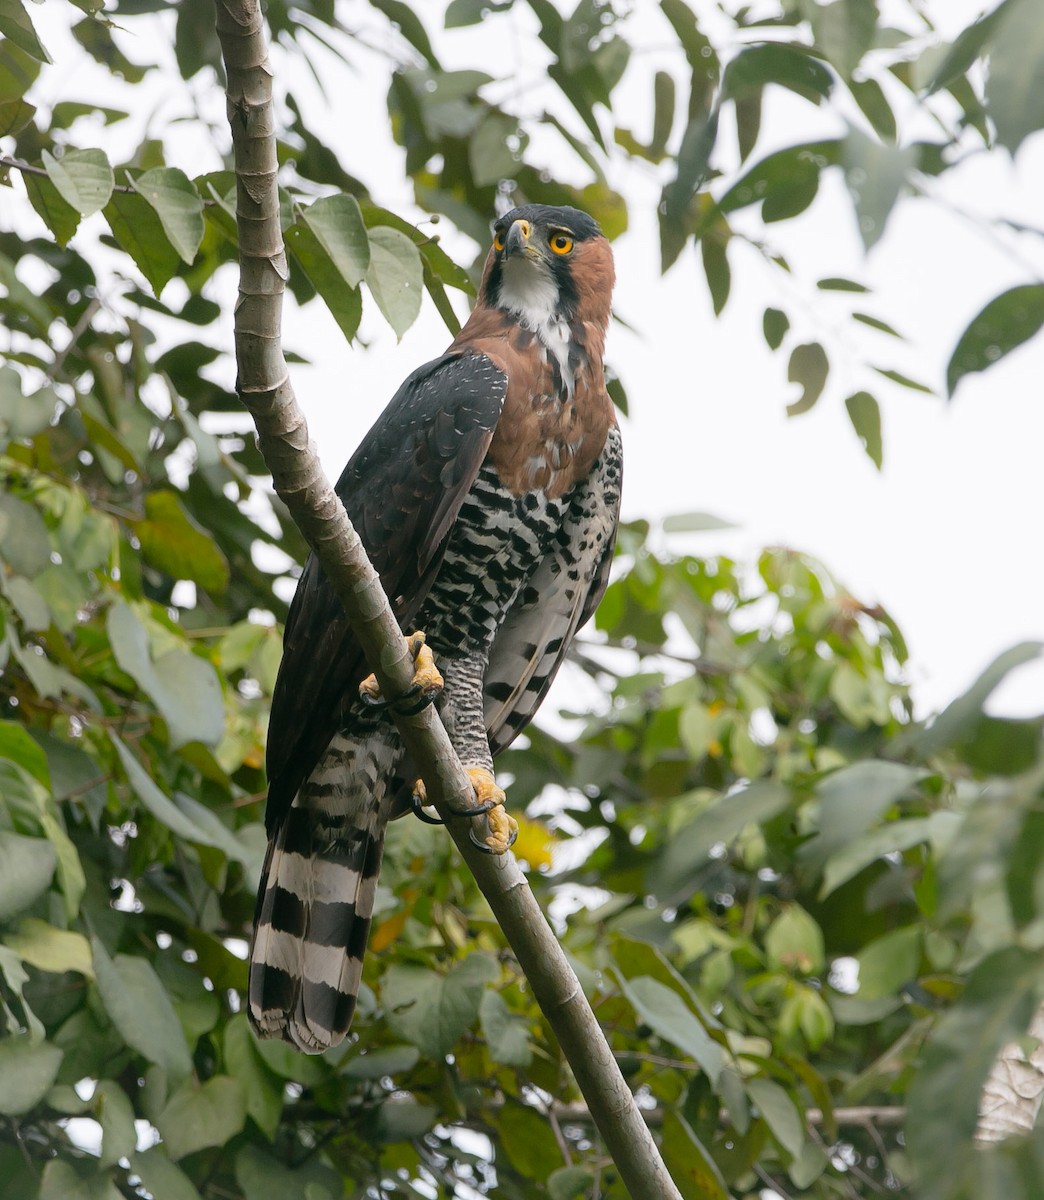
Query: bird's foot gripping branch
358 630 444 716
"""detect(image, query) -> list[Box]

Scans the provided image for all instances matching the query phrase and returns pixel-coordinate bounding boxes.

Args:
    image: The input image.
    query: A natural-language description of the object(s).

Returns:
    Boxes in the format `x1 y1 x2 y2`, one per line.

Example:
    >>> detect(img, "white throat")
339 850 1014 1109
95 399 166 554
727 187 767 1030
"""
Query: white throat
497 258 575 397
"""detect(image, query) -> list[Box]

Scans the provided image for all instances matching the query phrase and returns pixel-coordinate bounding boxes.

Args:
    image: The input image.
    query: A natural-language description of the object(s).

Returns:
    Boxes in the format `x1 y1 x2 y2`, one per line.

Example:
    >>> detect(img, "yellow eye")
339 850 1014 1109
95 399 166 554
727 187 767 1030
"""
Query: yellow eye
549 233 574 255
493 231 505 251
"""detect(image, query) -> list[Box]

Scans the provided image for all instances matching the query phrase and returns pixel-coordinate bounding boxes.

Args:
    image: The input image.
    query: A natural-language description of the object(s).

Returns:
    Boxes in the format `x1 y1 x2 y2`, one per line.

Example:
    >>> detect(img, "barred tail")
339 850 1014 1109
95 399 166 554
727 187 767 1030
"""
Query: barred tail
248 800 386 1053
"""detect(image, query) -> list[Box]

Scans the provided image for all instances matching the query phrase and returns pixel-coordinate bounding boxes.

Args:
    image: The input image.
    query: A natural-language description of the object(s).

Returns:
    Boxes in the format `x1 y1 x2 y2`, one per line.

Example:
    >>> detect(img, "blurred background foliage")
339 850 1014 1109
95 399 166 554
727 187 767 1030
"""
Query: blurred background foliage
1 1 1043 1197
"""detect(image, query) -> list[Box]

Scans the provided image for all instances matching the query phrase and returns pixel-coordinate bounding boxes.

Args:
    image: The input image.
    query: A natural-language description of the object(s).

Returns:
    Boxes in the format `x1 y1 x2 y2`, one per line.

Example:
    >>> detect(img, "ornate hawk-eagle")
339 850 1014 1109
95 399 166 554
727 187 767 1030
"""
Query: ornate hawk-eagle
250 204 622 1051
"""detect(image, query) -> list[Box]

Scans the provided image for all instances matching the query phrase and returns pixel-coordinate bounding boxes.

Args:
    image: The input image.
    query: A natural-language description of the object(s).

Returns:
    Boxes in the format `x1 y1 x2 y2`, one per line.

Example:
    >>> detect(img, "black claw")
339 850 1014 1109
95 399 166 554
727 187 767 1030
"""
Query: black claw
468 824 519 854
411 793 445 826
362 682 441 718
391 684 442 717
444 795 503 818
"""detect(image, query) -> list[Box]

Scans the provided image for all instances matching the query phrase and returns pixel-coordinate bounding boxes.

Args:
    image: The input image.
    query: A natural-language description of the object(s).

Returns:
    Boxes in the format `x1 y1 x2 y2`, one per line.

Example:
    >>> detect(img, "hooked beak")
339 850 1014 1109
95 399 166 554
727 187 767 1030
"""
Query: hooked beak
504 218 532 257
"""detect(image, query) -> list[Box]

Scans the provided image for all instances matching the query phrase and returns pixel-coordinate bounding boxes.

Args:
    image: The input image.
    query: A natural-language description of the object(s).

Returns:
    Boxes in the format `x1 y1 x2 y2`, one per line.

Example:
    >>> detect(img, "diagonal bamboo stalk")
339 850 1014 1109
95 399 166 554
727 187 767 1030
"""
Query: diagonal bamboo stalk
213 3 682 1196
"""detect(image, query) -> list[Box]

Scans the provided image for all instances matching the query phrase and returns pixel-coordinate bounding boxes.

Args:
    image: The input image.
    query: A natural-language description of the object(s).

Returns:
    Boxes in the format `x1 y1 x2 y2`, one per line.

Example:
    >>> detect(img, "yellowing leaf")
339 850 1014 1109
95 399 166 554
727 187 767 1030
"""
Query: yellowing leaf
510 813 554 869
4 919 93 978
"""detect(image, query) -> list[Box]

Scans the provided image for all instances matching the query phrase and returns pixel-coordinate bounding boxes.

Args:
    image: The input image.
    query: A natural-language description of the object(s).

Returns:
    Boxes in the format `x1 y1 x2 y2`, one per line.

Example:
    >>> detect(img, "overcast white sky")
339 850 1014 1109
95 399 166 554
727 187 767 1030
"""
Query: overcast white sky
23 1 1044 720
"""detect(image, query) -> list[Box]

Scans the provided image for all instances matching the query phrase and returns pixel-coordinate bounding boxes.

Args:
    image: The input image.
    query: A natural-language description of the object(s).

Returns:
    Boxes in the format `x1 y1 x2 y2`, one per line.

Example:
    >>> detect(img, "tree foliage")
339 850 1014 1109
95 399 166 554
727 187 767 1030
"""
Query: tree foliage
0 1 1043 1198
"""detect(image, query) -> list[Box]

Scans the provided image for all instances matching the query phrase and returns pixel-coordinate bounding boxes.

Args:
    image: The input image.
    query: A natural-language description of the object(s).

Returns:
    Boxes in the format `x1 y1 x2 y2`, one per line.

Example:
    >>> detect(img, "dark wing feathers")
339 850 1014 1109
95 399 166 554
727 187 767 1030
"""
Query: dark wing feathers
265 352 507 830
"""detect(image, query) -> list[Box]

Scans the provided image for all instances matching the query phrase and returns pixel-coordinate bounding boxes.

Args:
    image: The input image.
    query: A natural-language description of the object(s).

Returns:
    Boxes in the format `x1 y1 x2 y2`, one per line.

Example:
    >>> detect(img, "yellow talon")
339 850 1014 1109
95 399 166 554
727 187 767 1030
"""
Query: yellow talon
359 631 444 714
406 631 444 696
411 768 517 855
466 767 517 856
482 800 518 855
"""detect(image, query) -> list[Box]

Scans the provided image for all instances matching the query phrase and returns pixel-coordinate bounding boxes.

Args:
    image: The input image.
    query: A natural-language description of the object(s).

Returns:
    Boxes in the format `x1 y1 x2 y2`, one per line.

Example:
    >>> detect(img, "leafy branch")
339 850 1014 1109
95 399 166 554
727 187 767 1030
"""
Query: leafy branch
212 2 682 1196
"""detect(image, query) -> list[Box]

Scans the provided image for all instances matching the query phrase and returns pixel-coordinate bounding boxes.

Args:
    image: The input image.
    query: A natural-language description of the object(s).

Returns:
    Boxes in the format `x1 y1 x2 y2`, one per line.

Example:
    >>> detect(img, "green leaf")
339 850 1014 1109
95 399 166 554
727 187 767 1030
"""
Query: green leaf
340 1044 420 1080
111 734 251 863
984 0 1044 154
852 311 903 337
548 1166 596 1200
91 936 193 1085
498 1097 562 1179
0 1035 63 1116
915 642 1044 753
701 233 730 315
660 108 719 268
811 0 878 78
104 188 181 295
4 576 50 632
130 167 204 264
845 390 882 468
857 927 922 1000
872 364 933 393
747 1077 804 1160
285 221 363 342
0 717 50 785
661 1111 729 1200
765 905 825 975
0 831 57 921
234 1144 340 1200
651 69 676 159
38 806 86 922
0 95 33 135
946 284 1044 397
223 1014 283 1139
849 76 896 140
817 276 870 292
50 101 129 128
130 1147 204 1200
801 761 928 871
4 919 93 978
371 0 440 68
661 0 719 83
365 226 423 339
0 491 51 577
723 43 834 104
298 193 370 287
786 342 828 415
133 489 230 593
383 954 497 1058
0 0 51 64
96 1079 136 1170
376 1098 438 1142
446 0 511 27
924 0 1015 93
469 112 523 186
42 147 114 217
662 511 737 533
842 125 917 249
479 988 532 1067
763 306 789 349
618 974 723 1083
38 1161 90 1200
0 368 58 444
0 944 43 1040
820 812 958 898
107 603 225 749
661 782 791 892
157 1075 246 1160
24 172 81 246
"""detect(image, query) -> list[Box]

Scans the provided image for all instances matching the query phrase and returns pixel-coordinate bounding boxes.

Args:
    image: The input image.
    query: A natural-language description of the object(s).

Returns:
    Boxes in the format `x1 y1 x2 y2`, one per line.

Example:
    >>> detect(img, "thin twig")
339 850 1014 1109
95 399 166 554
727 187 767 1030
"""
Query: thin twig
47 297 102 381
